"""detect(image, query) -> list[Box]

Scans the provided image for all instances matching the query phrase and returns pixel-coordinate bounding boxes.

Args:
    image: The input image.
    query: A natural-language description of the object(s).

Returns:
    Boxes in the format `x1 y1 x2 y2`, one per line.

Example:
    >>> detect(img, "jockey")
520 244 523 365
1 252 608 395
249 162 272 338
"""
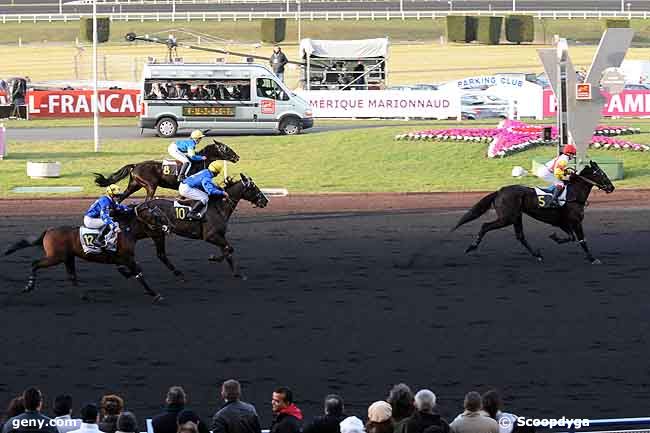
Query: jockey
540 143 576 206
168 129 206 181
84 184 132 248
178 160 229 219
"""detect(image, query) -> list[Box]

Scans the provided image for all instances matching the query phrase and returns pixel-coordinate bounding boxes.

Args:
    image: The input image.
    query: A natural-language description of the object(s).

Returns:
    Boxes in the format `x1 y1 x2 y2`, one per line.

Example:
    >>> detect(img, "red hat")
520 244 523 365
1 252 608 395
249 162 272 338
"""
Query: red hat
563 144 577 155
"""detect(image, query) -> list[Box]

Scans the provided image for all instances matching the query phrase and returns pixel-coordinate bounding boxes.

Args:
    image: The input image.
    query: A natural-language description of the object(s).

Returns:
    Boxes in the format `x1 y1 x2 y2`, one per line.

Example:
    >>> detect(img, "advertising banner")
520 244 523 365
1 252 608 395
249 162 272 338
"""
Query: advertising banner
296 90 461 119
543 89 650 117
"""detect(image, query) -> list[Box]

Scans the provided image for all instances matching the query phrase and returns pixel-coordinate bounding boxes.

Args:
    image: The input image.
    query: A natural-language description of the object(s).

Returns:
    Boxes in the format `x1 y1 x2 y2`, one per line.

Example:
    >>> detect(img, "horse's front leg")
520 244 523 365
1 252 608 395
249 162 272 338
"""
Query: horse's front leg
208 236 246 279
574 223 601 264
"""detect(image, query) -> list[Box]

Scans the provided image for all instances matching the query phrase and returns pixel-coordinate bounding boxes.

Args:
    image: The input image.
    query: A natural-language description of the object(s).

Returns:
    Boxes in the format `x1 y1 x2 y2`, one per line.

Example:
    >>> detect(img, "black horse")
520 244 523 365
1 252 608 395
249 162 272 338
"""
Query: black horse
454 161 615 263
134 173 269 279
3 208 182 302
93 140 240 202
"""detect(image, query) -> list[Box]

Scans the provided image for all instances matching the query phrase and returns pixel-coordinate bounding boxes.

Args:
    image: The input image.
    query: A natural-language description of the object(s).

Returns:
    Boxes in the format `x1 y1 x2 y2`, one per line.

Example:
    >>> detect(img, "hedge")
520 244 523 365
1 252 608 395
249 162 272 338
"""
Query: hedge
446 16 477 43
261 19 286 44
476 16 503 45
81 17 110 43
603 19 630 29
505 15 534 44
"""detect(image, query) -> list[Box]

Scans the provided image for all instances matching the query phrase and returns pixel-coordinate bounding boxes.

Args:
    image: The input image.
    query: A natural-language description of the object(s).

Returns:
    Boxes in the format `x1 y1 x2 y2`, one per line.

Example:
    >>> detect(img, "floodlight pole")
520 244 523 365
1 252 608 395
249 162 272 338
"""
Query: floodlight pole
556 37 569 154
59 0 62 14
93 0 100 152
512 0 515 11
297 0 302 43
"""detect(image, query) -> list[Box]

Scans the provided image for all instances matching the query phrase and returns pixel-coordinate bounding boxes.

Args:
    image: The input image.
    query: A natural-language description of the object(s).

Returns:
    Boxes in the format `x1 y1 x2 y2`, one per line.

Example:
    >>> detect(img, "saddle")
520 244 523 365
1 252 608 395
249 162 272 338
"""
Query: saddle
79 226 118 254
162 160 180 176
163 159 203 177
534 187 568 208
173 200 206 221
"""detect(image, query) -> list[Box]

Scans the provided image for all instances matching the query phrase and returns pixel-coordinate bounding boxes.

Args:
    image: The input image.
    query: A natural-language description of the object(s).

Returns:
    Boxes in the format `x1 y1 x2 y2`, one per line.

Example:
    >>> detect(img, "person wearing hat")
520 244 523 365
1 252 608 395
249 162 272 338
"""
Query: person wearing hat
168 129 207 182
84 184 132 249
366 402 393 433
179 160 229 219
68 404 103 433
536 143 577 207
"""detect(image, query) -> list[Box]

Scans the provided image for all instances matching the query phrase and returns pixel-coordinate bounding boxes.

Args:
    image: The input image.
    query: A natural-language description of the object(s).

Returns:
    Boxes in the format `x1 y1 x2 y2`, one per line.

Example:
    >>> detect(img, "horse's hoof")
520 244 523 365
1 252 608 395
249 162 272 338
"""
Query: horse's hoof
152 294 165 304
80 294 90 302
535 255 544 263
465 244 477 254
173 270 184 278
208 254 224 263
591 259 602 265
234 273 248 280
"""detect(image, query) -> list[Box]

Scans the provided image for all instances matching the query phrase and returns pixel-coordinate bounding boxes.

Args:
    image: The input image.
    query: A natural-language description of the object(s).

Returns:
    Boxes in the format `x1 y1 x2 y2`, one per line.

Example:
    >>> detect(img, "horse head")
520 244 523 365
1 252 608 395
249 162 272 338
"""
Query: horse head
577 161 615 193
199 140 240 163
226 173 269 208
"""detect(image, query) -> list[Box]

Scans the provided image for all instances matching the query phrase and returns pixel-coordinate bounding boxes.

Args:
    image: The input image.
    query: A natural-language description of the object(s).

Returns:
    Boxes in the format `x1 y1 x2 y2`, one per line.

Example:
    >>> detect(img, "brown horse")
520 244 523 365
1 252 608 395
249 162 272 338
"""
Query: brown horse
93 140 240 202
4 209 177 302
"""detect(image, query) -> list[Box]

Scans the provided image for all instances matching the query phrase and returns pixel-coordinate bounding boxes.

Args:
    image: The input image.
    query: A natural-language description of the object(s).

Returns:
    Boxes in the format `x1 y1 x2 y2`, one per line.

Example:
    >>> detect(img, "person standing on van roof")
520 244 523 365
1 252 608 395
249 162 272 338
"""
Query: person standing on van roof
169 130 206 181
270 46 288 82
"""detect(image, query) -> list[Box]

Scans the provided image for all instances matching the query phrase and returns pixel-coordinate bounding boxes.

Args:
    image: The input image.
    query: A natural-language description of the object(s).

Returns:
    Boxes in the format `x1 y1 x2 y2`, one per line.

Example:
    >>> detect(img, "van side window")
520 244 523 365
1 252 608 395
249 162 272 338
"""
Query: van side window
144 79 252 102
256 78 289 101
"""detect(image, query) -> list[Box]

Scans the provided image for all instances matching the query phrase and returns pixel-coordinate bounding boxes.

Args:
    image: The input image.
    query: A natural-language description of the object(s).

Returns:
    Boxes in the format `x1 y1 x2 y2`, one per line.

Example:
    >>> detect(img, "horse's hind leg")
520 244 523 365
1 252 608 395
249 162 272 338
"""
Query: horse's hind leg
25 256 63 292
514 216 543 262
550 226 576 244
64 257 89 300
465 218 513 253
117 177 143 203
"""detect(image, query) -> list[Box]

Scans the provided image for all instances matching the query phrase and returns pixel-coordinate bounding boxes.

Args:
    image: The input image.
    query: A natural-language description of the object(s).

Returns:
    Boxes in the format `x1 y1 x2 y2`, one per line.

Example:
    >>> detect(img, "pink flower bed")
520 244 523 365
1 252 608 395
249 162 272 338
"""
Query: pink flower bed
394 119 646 158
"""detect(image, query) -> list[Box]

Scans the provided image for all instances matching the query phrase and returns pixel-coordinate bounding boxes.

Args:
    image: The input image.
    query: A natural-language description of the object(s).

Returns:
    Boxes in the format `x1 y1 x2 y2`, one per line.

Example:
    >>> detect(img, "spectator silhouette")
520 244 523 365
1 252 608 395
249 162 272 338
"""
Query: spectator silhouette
211 380 261 433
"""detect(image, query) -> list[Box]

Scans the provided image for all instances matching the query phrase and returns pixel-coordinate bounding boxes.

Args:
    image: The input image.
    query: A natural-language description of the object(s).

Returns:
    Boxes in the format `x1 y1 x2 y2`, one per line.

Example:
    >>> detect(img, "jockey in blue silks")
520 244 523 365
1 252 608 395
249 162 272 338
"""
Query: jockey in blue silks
178 160 229 218
168 129 206 181
84 184 132 248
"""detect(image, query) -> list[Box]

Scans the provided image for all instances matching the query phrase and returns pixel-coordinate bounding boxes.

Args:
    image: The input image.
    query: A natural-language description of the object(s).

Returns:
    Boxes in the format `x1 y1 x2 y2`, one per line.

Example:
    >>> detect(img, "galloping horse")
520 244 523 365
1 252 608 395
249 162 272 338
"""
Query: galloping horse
4 209 180 302
134 173 269 279
454 161 615 263
93 140 240 202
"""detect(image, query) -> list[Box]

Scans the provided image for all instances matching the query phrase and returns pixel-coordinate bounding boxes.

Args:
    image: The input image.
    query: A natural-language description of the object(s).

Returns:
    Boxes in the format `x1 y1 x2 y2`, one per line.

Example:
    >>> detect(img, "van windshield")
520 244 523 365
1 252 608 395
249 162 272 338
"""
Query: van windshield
144 79 252 101
256 78 289 101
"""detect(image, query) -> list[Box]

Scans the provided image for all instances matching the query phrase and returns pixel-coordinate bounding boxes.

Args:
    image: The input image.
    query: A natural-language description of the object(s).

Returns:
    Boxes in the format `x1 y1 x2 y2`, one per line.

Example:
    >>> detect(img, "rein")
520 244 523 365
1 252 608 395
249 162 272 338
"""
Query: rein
574 174 604 189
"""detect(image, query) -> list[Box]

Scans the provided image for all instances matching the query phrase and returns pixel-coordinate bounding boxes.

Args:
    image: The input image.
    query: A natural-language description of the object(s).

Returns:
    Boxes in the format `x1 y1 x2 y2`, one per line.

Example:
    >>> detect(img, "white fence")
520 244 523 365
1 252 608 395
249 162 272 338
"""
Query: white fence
3 10 650 23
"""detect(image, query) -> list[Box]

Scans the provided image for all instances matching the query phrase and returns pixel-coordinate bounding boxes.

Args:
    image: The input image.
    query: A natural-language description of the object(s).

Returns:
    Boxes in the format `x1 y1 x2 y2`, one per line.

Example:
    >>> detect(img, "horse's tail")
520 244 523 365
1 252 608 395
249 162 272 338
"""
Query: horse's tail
452 191 498 231
94 164 135 187
4 230 46 256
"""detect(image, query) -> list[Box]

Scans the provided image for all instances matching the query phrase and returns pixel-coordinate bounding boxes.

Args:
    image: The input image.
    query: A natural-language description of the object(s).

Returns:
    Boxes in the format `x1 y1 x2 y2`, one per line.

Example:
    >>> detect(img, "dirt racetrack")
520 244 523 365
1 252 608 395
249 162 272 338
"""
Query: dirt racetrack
1 201 650 425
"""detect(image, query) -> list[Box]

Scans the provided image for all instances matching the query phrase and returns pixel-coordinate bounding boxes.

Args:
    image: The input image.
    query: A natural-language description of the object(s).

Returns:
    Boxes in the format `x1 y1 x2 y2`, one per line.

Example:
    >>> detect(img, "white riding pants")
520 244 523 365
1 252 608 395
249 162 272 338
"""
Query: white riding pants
179 183 209 205
83 216 104 229
168 143 190 164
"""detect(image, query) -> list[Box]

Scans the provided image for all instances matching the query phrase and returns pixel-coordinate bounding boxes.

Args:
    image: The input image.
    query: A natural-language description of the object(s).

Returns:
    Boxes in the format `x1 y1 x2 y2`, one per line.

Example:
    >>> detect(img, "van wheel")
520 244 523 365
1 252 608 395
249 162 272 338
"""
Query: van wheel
279 117 302 135
156 117 178 137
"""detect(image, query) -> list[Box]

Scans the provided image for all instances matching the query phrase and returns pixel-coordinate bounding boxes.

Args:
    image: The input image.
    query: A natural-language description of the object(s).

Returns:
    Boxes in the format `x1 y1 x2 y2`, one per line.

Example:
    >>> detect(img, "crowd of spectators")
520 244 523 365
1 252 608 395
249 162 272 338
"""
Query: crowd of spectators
145 81 251 101
1 383 528 433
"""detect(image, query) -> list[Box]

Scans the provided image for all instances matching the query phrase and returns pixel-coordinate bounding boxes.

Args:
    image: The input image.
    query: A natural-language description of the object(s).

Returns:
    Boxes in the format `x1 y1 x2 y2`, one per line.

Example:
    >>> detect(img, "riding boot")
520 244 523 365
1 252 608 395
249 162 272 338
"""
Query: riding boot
550 187 563 207
187 201 204 220
93 225 111 248
177 162 189 182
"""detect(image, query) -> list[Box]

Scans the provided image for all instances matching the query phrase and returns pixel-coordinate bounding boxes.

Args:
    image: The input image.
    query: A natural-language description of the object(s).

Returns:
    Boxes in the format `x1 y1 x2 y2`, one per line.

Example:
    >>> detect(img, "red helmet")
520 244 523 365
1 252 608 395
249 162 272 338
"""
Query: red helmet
563 144 577 155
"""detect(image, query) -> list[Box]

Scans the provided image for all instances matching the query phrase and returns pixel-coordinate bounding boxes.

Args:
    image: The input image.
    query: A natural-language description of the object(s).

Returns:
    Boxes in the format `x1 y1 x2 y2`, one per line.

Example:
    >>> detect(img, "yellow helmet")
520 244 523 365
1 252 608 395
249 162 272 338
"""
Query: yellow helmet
208 160 224 174
191 130 205 141
106 184 121 196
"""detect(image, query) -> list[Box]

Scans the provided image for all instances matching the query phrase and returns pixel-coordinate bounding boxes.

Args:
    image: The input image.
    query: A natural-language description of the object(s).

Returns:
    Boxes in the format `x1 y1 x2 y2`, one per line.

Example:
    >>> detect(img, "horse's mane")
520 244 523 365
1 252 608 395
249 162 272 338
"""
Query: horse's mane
197 141 224 155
